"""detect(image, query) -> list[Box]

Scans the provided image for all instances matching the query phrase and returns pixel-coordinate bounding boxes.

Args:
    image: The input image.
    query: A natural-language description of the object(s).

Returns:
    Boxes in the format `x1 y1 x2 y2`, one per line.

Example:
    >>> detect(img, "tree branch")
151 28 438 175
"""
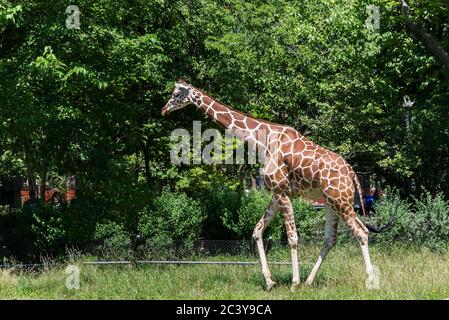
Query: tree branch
397 0 449 70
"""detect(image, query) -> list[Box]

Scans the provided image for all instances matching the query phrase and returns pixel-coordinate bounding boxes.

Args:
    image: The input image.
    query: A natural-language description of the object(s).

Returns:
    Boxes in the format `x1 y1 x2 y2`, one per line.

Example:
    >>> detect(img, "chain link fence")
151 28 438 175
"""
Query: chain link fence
1 225 361 269
84 224 358 264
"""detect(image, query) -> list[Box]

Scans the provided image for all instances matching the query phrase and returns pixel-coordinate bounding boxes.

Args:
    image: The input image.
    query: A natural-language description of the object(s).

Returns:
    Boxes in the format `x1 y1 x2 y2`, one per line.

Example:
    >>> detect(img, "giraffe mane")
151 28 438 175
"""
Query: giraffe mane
190 84 295 130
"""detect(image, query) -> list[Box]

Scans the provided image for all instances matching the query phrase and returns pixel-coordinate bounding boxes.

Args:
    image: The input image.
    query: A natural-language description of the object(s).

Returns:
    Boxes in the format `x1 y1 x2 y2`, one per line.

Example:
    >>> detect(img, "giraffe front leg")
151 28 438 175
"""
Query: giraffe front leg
253 197 278 291
276 193 300 291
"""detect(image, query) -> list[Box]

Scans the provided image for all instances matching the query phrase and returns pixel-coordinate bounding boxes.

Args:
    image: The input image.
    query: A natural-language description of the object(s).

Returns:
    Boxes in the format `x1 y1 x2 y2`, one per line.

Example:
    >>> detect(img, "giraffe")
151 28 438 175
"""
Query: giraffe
162 79 378 291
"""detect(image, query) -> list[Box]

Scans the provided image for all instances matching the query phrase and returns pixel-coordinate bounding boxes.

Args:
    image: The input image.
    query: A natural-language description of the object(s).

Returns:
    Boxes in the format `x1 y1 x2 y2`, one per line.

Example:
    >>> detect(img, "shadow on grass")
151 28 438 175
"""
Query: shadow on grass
246 264 331 290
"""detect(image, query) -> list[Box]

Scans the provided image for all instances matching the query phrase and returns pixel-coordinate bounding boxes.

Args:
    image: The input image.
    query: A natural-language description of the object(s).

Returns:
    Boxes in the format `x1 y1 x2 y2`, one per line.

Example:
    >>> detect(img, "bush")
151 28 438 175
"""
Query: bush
410 192 449 250
364 190 449 250
222 190 324 242
223 190 283 240
200 183 241 239
362 190 411 244
62 199 99 250
1 202 72 260
94 221 132 259
0 205 29 260
138 190 205 255
292 198 323 242
29 205 66 255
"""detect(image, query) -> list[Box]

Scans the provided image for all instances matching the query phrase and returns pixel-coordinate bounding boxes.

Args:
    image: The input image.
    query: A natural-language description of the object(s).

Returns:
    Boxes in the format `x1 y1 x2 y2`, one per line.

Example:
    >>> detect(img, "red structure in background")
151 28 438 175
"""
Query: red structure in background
312 198 326 209
20 190 30 203
66 189 77 202
19 176 77 206
20 188 77 205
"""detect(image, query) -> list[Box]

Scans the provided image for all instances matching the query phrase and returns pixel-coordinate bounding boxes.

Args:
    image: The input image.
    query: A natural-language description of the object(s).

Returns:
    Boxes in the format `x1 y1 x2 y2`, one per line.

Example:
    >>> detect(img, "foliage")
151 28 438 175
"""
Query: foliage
410 192 449 250
223 190 283 240
27 204 66 255
199 182 241 239
1 0 448 197
1 0 449 259
94 221 132 259
366 190 449 251
361 189 412 244
292 198 323 242
138 190 205 253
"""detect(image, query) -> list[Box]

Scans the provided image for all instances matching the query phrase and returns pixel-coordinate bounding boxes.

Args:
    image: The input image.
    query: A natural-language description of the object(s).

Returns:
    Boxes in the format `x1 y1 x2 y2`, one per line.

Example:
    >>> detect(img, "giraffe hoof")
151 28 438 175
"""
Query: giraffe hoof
290 281 301 292
365 273 379 290
305 279 314 286
265 280 277 292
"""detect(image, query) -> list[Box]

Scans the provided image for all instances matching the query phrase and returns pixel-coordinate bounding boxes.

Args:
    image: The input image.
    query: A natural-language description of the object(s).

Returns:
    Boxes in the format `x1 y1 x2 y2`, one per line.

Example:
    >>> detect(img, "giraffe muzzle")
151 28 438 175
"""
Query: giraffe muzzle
161 105 170 116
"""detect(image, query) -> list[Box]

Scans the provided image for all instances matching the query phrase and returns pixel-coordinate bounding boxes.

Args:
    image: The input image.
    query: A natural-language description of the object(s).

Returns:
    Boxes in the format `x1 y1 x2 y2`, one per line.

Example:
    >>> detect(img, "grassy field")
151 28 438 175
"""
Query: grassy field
1 244 449 299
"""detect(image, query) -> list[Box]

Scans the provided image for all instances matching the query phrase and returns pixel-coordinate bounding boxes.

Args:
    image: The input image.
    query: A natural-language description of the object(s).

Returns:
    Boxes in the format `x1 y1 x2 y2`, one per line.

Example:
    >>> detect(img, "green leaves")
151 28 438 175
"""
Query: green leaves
63 65 108 89
0 3 22 27
0 0 448 259
138 190 206 248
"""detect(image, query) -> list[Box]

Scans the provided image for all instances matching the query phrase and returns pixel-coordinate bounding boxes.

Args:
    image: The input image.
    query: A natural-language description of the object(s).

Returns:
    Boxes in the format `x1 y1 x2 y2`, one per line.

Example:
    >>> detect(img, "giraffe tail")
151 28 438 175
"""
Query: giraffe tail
353 173 366 216
352 173 399 233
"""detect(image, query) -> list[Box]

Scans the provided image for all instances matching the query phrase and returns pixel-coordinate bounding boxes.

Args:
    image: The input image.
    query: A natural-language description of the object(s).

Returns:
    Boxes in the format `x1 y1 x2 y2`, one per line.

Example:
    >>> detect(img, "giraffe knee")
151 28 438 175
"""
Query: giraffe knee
344 217 369 245
357 234 368 246
252 221 264 241
353 222 369 245
352 228 368 246
287 232 298 248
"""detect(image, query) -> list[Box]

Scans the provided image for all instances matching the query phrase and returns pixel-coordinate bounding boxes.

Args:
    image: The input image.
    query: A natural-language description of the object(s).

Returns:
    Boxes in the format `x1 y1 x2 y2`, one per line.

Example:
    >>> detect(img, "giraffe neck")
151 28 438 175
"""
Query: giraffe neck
189 87 261 140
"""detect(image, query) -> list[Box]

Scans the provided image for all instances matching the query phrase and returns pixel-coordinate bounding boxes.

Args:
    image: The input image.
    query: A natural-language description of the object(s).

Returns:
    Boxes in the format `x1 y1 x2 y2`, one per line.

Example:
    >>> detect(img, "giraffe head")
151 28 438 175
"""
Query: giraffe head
161 79 192 116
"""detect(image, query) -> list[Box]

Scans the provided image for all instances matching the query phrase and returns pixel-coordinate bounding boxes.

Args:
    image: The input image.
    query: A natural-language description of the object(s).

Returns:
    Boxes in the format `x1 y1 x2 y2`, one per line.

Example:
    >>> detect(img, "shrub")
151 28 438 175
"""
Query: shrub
223 190 283 240
62 199 99 249
222 191 324 242
24 203 66 257
0 205 30 260
410 192 449 250
138 190 205 254
292 198 323 242
363 190 449 250
0 202 68 260
200 183 241 239
362 190 411 244
94 221 132 259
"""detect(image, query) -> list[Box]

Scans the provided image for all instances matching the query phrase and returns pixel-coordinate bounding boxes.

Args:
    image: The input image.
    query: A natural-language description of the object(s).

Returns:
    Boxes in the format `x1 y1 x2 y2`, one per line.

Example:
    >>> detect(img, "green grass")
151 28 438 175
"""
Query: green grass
1 244 449 299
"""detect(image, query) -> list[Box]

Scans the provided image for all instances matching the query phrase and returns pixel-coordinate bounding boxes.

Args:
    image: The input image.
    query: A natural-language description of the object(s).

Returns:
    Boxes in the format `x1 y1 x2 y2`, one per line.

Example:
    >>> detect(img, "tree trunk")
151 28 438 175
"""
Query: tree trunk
23 139 37 200
251 175 257 189
134 151 140 185
40 160 48 201
238 164 246 189
397 0 449 70
142 143 152 192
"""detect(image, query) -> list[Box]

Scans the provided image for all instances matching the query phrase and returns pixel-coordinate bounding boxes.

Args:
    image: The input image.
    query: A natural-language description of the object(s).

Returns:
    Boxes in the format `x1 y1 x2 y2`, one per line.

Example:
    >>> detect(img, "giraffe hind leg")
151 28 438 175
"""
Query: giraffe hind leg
336 204 376 287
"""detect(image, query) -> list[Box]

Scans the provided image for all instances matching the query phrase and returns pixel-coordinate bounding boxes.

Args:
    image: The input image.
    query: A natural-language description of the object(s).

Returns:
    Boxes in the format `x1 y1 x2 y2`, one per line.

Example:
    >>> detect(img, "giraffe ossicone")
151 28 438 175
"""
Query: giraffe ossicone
162 79 378 290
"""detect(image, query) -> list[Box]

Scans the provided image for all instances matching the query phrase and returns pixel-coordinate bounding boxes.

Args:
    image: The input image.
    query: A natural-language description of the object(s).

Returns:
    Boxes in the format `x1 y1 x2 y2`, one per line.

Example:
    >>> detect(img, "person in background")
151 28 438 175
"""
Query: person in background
373 188 381 202
354 190 362 215
364 187 378 216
